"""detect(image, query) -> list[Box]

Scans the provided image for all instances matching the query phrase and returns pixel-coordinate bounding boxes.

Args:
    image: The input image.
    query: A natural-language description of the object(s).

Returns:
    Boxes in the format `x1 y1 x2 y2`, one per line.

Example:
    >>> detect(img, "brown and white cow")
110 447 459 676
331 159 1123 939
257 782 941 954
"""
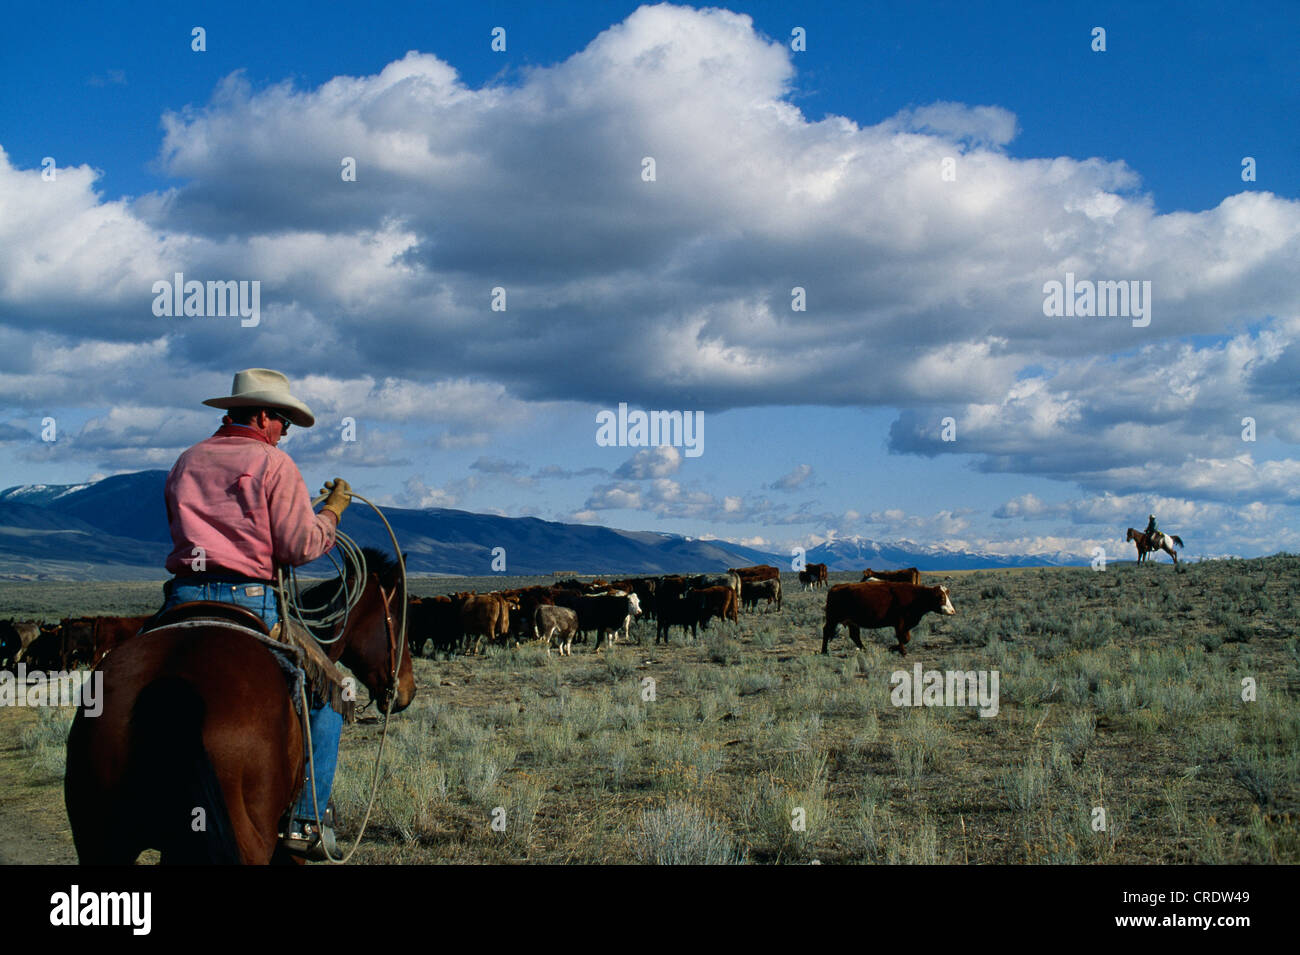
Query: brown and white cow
534 605 580 656
741 576 782 612
822 582 955 655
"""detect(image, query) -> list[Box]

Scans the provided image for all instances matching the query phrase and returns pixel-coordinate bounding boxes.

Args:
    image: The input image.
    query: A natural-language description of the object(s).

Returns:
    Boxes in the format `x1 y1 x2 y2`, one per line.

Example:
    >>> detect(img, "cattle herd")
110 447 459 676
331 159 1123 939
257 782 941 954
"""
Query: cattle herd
0 564 958 670
1 615 151 672
405 564 784 657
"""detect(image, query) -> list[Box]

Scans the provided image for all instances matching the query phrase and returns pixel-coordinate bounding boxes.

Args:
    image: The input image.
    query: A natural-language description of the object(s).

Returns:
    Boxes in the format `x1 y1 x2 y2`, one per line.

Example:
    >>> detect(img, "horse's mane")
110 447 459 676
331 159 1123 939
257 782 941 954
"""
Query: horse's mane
295 547 403 615
358 547 402 591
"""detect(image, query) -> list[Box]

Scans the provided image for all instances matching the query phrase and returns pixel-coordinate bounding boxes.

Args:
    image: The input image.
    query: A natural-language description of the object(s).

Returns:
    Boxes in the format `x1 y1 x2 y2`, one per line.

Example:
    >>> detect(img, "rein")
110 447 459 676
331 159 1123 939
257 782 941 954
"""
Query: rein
274 490 409 865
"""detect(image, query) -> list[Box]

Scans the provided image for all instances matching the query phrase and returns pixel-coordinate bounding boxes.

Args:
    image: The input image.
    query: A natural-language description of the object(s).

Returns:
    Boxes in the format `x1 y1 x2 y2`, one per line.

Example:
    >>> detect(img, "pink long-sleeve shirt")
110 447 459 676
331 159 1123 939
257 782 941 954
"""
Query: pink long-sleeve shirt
165 424 337 580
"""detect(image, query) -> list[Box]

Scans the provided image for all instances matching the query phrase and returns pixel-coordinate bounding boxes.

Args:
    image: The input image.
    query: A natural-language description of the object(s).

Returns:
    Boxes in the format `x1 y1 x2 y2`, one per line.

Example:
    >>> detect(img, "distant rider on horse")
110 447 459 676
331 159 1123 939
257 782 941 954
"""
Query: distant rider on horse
1144 513 1160 547
160 368 351 859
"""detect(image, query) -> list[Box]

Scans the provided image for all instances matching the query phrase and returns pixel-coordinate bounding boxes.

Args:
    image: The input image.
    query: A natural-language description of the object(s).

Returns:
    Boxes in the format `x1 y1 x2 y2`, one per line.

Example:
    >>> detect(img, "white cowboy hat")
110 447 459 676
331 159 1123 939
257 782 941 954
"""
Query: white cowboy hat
203 368 316 427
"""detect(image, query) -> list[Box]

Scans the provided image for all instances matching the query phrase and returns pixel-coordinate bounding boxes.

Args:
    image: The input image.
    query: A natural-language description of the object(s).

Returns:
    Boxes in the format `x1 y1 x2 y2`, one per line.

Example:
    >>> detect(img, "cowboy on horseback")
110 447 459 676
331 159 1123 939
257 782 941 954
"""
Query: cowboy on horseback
1144 513 1161 549
160 368 351 859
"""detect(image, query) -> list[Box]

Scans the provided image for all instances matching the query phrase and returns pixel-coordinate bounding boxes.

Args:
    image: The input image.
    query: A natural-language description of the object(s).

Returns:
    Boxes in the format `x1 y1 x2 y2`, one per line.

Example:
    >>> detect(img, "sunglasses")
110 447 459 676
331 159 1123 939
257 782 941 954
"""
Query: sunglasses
270 411 292 432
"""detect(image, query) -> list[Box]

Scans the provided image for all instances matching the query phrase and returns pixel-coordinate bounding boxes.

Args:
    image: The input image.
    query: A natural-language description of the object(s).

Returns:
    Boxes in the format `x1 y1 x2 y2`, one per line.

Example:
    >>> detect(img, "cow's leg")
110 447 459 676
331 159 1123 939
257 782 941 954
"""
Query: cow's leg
821 622 836 654
894 624 911 655
847 623 864 650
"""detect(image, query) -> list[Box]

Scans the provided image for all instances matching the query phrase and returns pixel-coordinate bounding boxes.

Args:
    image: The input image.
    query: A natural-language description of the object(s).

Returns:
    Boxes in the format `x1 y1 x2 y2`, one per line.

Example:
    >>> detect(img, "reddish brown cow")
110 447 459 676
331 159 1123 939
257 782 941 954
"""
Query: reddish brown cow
500 587 555 643
91 615 153 666
58 617 97 669
822 582 955 655
806 563 829 588
730 565 779 582
862 567 922 585
459 594 512 654
695 586 738 626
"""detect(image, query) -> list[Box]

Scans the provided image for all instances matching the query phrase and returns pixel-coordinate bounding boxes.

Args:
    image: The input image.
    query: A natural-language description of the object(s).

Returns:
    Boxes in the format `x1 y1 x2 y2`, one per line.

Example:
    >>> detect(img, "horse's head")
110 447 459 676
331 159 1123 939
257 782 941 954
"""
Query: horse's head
337 552 417 714
1126 528 1135 541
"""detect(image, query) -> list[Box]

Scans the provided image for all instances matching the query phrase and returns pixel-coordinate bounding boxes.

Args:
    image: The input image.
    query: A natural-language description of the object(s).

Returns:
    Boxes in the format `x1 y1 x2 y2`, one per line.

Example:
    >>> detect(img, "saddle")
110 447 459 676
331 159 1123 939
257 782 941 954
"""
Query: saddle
149 600 270 635
142 601 355 723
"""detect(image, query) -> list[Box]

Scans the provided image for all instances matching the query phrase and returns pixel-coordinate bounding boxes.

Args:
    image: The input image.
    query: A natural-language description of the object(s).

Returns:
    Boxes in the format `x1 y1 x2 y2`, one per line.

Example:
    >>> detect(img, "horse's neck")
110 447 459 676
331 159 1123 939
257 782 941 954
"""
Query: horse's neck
334 575 388 669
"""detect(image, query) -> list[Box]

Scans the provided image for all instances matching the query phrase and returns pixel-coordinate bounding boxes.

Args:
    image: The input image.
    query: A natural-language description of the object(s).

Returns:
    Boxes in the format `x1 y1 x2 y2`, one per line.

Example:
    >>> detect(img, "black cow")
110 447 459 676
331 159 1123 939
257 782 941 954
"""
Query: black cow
569 593 642 649
656 594 703 643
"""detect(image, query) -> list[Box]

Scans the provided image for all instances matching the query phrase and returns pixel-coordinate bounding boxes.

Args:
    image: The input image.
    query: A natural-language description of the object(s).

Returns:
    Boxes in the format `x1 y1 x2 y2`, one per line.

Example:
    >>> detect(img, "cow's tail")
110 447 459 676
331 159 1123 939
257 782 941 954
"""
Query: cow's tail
128 677 242 864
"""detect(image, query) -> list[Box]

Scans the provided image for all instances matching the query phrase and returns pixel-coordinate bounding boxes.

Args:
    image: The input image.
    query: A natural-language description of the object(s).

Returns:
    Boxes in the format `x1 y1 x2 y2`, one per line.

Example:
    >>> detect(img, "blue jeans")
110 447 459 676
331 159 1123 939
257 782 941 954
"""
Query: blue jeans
161 578 342 824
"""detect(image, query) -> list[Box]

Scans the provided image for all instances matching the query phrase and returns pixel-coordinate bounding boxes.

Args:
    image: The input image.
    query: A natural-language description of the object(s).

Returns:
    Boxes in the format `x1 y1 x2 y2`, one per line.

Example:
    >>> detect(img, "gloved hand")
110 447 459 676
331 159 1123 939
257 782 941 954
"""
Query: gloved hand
319 478 352 521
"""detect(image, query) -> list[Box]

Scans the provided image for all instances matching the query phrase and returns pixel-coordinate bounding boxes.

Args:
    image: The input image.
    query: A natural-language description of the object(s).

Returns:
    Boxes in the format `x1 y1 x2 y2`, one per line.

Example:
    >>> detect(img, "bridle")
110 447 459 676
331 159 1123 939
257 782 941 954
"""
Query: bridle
374 578 400 714
274 489 410 863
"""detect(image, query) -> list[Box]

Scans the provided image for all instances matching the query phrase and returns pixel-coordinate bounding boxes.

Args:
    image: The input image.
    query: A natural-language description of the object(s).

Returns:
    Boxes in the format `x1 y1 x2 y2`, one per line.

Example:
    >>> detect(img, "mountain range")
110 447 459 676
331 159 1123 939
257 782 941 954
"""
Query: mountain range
0 470 1088 580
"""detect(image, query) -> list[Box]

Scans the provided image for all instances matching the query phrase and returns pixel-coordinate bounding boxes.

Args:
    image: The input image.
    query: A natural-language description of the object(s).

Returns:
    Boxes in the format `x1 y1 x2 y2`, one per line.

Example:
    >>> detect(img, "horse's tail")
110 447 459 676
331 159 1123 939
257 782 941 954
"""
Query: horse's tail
128 677 242 864
1171 535 1184 548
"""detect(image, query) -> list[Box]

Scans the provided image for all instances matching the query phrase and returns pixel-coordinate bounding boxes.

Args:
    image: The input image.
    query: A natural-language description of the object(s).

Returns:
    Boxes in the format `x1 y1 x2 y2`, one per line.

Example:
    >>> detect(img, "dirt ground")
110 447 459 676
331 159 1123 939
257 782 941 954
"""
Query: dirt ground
0 706 77 864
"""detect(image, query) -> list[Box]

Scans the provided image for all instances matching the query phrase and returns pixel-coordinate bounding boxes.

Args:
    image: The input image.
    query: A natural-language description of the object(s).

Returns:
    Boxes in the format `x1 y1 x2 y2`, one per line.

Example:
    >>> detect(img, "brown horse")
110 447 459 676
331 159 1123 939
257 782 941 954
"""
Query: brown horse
1126 528 1184 566
64 549 416 864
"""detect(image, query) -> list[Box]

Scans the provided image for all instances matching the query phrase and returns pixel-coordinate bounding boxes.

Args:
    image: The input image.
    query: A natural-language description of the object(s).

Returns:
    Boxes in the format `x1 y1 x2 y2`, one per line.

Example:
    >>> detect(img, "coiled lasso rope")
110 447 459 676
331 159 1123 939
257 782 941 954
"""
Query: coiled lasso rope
274 489 409 864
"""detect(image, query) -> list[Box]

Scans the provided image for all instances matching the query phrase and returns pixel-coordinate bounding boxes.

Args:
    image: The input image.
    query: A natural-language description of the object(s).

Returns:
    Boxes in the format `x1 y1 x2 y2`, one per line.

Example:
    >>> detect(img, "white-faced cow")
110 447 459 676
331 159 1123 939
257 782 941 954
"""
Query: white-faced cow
822 582 955 655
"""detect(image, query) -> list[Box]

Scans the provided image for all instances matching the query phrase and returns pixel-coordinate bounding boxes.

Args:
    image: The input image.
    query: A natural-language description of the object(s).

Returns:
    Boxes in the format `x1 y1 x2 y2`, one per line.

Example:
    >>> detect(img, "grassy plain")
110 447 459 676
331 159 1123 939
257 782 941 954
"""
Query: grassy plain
2 557 1297 864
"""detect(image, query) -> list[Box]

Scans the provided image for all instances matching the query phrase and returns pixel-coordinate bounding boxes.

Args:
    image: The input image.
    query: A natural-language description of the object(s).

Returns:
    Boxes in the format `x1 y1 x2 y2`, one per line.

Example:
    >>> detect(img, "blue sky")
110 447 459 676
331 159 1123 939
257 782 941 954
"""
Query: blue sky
1 1 1298 561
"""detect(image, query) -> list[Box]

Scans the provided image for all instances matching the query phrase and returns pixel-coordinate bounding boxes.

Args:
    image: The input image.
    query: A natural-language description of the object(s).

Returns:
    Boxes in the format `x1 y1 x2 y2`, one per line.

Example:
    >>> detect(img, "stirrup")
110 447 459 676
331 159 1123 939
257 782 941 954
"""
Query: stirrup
280 803 338 860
